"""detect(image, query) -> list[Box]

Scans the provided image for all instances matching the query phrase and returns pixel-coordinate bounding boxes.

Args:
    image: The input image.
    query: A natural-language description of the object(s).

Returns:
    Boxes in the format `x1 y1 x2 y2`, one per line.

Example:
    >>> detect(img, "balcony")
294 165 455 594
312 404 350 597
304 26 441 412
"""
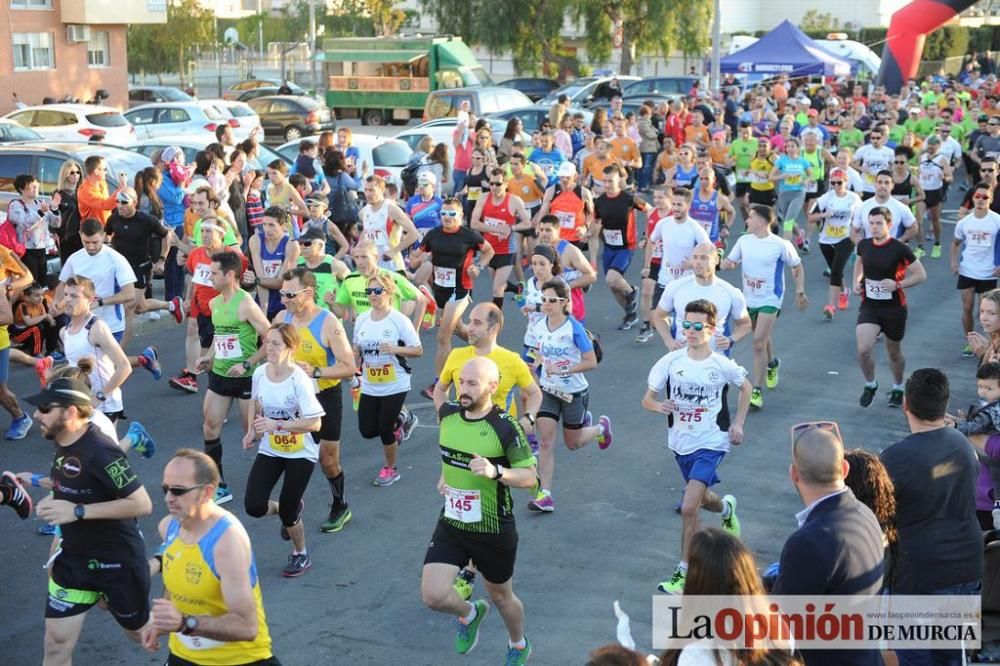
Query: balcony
61 0 167 25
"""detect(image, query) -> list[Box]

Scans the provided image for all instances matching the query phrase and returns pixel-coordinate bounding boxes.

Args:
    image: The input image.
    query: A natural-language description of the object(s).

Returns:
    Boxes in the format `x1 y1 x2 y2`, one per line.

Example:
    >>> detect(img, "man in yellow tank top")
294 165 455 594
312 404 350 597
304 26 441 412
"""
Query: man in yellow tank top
145 449 278 665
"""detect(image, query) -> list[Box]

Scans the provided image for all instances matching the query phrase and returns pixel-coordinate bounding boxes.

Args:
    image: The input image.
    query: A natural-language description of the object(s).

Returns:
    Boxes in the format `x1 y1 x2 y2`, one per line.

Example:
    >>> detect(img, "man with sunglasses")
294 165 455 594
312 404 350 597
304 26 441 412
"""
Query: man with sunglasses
852 127 895 200
853 206 927 408
470 168 532 312
643 298 751 595
296 226 349 312
144 449 278 664
959 156 1000 216
849 171 917 244
334 240 427 330
24 377 153 665
971 115 1000 170
952 183 1000 356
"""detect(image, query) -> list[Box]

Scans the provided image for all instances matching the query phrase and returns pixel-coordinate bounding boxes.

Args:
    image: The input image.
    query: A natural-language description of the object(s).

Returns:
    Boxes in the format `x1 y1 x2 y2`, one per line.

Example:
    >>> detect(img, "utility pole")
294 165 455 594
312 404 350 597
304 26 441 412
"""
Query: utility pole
258 0 264 72
309 0 317 96
215 14 223 98
710 0 721 91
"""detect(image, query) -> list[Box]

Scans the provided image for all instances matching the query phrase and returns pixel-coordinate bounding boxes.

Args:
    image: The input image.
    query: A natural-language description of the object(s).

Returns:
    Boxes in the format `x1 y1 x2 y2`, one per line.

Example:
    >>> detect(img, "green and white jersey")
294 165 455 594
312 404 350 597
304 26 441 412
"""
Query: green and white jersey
437 402 536 534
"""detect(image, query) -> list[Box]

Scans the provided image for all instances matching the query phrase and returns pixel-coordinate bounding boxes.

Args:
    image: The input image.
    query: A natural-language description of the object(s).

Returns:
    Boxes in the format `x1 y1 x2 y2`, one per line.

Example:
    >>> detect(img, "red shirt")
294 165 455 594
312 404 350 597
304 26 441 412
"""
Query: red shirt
186 246 247 316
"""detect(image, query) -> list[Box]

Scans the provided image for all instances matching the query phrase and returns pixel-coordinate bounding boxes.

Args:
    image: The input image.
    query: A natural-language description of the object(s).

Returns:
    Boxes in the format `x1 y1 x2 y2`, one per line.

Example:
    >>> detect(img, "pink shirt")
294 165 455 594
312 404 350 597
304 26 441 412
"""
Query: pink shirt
453 127 474 171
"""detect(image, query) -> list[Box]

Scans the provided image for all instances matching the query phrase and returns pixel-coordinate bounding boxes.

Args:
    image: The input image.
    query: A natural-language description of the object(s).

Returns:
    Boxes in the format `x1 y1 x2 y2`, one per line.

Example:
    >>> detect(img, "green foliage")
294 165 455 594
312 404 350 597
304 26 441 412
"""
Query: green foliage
799 10 841 33
127 0 213 82
924 24 969 61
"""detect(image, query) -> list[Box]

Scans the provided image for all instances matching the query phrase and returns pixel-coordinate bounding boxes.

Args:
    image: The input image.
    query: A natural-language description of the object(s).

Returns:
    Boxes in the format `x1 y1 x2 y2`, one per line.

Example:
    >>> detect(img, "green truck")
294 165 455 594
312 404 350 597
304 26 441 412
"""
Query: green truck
321 35 492 126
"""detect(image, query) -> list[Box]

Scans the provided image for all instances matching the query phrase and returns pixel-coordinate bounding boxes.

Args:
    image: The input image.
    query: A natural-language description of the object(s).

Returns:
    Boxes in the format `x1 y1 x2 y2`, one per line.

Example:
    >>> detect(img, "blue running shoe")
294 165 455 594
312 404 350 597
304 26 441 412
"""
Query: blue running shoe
140 346 162 380
127 421 156 459
5 414 32 440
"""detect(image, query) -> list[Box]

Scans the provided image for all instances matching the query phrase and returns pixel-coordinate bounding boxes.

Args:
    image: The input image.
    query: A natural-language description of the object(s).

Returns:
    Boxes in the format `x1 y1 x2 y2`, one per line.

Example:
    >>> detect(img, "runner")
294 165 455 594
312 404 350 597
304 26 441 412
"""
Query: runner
643 298 751 594
850 171 918 243
352 272 423 487
916 135 952 259
536 216 597 323
194 250 272 504
405 171 444 284
727 121 759 222
809 168 863 319
689 166 735 246
853 126 895 200
854 206 928 408
296 226 350 312
505 153 548 280
334 239 427 329
770 138 813 249
415 198 494 397
359 175 420 272
0 244 34 439
241 323 325 576
26 377 153 663
301 194 349 259
952 184 1000 357
593 165 649 330
747 138 777 209
534 161 594 257
581 137 620 193
469 168 532 310
421 356 536 664
528 279 612 512
143 449 277 664
519 244 565 370
721 205 807 409
247 206 301 320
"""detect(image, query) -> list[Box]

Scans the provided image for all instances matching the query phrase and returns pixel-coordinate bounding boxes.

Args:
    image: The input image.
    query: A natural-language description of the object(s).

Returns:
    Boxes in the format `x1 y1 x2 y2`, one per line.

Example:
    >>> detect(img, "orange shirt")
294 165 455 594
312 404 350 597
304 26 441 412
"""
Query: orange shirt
582 154 619 185
656 151 677 173
77 178 119 226
610 137 639 164
505 173 545 207
708 145 728 165
684 125 710 146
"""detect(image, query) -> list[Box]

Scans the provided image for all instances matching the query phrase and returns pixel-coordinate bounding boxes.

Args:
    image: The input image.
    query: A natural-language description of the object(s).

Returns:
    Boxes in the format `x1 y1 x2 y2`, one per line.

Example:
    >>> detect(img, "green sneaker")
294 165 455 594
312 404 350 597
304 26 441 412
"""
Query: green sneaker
914 246 926 260
721 494 741 538
320 504 352 533
453 570 475 601
455 599 489 655
766 358 780 389
657 567 686 594
750 387 763 409
505 637 532 665
930 244 942 259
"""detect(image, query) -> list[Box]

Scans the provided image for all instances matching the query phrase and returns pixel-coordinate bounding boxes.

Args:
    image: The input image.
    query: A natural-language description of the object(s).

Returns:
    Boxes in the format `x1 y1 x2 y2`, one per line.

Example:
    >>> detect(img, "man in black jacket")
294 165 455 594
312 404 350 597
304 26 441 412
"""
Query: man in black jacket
772 422 884 666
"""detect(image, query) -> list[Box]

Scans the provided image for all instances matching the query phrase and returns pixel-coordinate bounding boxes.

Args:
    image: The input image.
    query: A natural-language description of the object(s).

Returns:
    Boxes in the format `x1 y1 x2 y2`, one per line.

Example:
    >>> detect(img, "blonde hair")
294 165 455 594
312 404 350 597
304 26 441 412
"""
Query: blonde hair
58 160 83 191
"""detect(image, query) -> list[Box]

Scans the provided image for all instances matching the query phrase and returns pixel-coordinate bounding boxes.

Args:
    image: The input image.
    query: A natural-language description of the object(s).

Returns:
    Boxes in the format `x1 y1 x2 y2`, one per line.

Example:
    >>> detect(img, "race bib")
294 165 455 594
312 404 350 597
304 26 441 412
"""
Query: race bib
864 171 876 184
366 363 397 384
967 230 994 248
826 224 848 239
484 216 506 231
864 278 893 300
556 211 576 229
364 228 387 248
752 171 769 184
805 180 818 193
785 174 802 186
213 334 242 360
192 263 213 286
675 406 711 431
261 259 281 279
433 266 456 288
603 229 624 245
737 169 750 182
175 634 224 651
467 189 481 201
444 486 482 523
743 274 766 294
268 431 304 454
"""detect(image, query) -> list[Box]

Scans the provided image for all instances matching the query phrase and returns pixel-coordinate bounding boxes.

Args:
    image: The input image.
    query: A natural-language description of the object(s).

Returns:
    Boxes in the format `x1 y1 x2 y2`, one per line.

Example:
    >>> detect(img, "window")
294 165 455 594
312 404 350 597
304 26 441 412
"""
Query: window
33 110 76 127
10 0 53 8
125 108 156 126
37 157 65 194
87 31 109 68
0 155 28 193
161 108 190 123
12 33 53 71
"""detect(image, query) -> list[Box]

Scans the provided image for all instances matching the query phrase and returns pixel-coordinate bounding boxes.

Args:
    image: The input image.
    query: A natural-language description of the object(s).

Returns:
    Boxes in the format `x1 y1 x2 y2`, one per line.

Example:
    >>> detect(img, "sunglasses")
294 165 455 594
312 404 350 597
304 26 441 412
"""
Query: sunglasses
974 193 991 200
440 210 460 218
790 421 842 446
36 403 64 414
365 287 386 296
681 320 710 331
542 296 567 303
894 160 907 165
299 240 319 247
830 180 844 185
67 170 80 175
984 168 997 173
280 288 308 299
162 484 206 497
489 181 504 187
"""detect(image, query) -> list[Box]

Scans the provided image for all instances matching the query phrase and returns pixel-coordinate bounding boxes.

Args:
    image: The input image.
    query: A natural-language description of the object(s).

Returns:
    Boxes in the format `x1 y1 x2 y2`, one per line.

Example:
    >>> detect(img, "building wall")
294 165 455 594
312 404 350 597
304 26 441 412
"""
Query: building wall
718 0 910 33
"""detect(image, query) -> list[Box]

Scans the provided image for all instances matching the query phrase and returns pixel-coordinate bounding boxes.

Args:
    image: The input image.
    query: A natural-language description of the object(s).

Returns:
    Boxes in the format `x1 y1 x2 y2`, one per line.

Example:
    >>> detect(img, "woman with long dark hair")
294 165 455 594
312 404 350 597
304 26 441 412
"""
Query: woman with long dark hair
845 448 897 584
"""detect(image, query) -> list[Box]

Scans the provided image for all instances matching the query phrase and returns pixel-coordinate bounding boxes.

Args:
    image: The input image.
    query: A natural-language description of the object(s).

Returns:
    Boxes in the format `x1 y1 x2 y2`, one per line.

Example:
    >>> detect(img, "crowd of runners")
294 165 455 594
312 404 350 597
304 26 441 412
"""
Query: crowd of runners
0 71 999 664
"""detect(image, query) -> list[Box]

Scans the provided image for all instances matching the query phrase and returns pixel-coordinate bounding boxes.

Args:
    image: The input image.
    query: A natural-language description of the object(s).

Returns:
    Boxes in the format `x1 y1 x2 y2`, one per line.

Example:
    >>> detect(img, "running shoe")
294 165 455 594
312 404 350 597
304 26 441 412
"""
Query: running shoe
505 637 532 666
963 344 976 358
321 504 352 533
925 229 934 242
455 599 489 655
280 500 304 541
35 356 53 387
802 238 811 254
527 433 539 456
721 495 740 537
859 383 878 408
393 419 404 446
282 552 311 577
634 324 654 343
420 382 436 400
169 297 185 324
168 373 198 393
913 246 925 260
625 287 639 316
5 414 32 440
750 387 763 409
373 466 400 487
214 484 234 505
140 346 162 380
838 290 849 311
598 415 613 450
822 268 831 278
1 471 32 520
823 305 835 321
766 358 780 389
37 523 56 535
527 490 554 512
930 244 942 259
126 421 156 459
618 312 639 330
657 567 686 595
453 569 476 601
887 389 904 408
401 409 419 442
583 410 593 428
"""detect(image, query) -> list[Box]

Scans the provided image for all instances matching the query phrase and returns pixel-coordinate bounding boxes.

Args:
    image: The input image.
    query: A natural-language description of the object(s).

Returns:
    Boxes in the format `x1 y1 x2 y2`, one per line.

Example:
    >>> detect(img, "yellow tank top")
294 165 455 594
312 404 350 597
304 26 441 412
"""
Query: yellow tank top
284 308 339 390
162 516 272 665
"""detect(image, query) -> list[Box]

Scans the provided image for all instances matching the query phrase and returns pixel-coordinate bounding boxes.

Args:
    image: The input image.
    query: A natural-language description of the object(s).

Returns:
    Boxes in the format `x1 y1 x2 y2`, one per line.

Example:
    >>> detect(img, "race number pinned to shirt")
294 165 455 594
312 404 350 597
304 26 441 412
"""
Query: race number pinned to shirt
261 259 282 279
737 169 750 182
805 180 818 193
366 363 397 384
676 406 710 431
365 229 387 248
484 216 506 232
268 431 304 454
967 230 993 248
213 334 242 359
433 266 456 288
192 264 213 286
743 274 766 295
444 486 482 523
176 634 225 651
864 278 893 300
556 212 576 229
603 229 624 245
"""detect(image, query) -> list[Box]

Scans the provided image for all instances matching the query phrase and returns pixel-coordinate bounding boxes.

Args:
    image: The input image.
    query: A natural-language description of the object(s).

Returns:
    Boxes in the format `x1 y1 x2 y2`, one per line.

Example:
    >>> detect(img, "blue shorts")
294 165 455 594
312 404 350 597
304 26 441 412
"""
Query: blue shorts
602 247 633 275
0 346 9 384
112 330 124 343
674 448 726 488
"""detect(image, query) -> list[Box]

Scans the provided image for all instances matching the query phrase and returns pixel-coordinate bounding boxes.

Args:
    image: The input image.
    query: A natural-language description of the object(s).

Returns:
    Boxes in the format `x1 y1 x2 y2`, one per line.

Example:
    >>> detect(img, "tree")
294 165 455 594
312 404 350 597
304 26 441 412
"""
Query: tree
127 0 213 85
799 10 841 33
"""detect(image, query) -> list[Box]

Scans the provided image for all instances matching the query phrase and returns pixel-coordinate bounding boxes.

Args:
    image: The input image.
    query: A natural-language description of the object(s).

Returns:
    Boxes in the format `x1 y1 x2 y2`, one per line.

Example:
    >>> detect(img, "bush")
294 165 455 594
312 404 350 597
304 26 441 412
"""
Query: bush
924 24 969 60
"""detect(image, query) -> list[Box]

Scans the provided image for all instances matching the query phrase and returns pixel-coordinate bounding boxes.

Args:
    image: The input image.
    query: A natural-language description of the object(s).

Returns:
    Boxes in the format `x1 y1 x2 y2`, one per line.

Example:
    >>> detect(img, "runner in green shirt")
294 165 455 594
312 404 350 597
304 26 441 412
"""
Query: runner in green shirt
838 115 865 153
333 239 426 327
727 122 758 220
297 226 349 311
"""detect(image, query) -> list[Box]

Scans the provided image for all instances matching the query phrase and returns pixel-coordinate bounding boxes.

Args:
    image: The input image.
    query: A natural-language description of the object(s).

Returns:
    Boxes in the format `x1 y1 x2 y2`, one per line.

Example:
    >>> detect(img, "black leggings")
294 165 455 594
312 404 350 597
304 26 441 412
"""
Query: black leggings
244 454 314 527
820 238 854 288
358 391 408 445
22 248 47 286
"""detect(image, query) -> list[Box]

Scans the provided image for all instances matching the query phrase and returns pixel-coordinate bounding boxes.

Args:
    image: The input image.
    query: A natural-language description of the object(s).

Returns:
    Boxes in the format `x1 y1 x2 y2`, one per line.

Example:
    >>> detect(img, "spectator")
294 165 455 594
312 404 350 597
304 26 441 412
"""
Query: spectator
586 644 647 665
844 448 897 589
54 160 83 262
157 146 188 303
77 155 125 226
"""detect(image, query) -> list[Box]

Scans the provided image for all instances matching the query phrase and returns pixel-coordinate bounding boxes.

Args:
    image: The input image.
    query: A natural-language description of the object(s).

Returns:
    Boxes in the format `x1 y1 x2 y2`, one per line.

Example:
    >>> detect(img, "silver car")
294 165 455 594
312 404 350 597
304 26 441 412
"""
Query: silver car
124 101 232 142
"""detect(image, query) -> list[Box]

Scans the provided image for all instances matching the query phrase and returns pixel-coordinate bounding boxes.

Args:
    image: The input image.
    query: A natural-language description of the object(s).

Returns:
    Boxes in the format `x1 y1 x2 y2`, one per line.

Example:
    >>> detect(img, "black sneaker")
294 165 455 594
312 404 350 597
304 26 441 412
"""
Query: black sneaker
887 389 903 408
618 312 639 330
401 409 419 441
859 383 878 408
282 552 312 577
625 287 639 316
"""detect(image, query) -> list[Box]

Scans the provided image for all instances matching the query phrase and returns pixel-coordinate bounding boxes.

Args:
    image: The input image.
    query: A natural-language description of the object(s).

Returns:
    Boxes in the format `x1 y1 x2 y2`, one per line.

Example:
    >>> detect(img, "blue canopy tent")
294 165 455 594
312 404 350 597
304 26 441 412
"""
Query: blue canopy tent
720 20 851 78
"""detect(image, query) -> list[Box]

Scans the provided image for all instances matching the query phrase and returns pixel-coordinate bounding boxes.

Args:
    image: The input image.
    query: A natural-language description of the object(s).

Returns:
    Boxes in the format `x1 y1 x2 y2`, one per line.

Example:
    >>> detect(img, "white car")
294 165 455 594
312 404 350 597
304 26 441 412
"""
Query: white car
213 100 262 142
124 101 233 142
276 134 413 188
2 104 135 146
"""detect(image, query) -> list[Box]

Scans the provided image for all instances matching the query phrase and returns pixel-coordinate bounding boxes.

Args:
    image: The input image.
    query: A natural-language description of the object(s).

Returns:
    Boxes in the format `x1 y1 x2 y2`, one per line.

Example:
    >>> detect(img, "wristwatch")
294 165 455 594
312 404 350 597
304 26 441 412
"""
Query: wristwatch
74 504 85 521
96 297 104 307
312 367 322 379
180 615 198 636
94 390 106 402
492 464 505 481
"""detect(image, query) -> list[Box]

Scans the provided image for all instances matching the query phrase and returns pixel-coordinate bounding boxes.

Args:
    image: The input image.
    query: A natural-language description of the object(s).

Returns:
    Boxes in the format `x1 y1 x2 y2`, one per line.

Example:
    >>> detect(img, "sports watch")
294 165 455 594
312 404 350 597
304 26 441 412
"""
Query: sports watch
180 615 199 635
74 504 86 520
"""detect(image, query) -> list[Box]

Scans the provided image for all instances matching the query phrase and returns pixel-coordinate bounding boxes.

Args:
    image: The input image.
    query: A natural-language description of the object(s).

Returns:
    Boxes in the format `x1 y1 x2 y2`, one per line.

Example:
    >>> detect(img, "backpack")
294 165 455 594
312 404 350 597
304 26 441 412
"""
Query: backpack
586 328 603 364
327 172 359 225
0 212 25 257
400 158 423 198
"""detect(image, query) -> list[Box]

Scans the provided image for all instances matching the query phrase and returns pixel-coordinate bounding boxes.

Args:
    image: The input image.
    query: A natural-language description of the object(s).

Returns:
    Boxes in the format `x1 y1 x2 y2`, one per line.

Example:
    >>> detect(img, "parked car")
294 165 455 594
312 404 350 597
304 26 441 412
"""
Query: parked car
2 104 135 146
213 100 262 142
537 76 641 108
423 86 533 122
487 104 594 133
224 79 305 101
277 134 413 187
589 94 678 117
127 85 193 109
236 85 308 103
623 77 699 97
129 135 292 169
496 78 560 103
246 96 335 143
0 120 41 143
124 101 232 142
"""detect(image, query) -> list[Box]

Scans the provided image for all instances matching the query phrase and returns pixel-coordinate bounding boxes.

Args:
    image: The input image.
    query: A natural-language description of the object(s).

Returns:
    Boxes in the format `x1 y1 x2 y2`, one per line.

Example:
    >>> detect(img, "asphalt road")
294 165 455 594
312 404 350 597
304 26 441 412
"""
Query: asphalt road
0 192 981 665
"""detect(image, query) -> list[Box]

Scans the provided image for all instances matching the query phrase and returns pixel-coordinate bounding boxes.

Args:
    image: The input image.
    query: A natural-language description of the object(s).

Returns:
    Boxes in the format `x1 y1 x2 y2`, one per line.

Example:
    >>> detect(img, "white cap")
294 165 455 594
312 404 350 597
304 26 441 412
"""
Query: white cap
161 146 182 163
557 161 577 177
417 170 437 186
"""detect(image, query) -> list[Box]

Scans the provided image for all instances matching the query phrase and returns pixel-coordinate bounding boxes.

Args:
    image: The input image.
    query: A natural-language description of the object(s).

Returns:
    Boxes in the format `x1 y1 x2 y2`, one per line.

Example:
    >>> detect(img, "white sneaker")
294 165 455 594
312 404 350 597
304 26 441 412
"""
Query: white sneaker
147 311 162 320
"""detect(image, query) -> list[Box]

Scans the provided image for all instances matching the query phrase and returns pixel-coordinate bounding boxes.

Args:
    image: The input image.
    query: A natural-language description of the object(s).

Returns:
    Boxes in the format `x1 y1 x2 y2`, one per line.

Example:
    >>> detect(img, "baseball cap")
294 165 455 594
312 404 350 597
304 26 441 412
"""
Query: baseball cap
557 161 577 178
161 146 182 163
829 168 847 180
980 114 990 123
807 109 818 117
116 189 135 204
25 378 93 409
300 226 325 242
739 119 751 127
305 194 327 208
417 171 437 186
711 131 726 141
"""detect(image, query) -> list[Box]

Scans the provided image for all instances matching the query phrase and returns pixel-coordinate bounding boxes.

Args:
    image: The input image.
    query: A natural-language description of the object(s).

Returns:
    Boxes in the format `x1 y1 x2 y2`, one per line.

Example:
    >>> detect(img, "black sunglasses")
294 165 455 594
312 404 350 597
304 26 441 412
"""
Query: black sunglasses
542 296 566 303
489 181 504 187
299 240 319 247
365 287 385 296
162 484 206 497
